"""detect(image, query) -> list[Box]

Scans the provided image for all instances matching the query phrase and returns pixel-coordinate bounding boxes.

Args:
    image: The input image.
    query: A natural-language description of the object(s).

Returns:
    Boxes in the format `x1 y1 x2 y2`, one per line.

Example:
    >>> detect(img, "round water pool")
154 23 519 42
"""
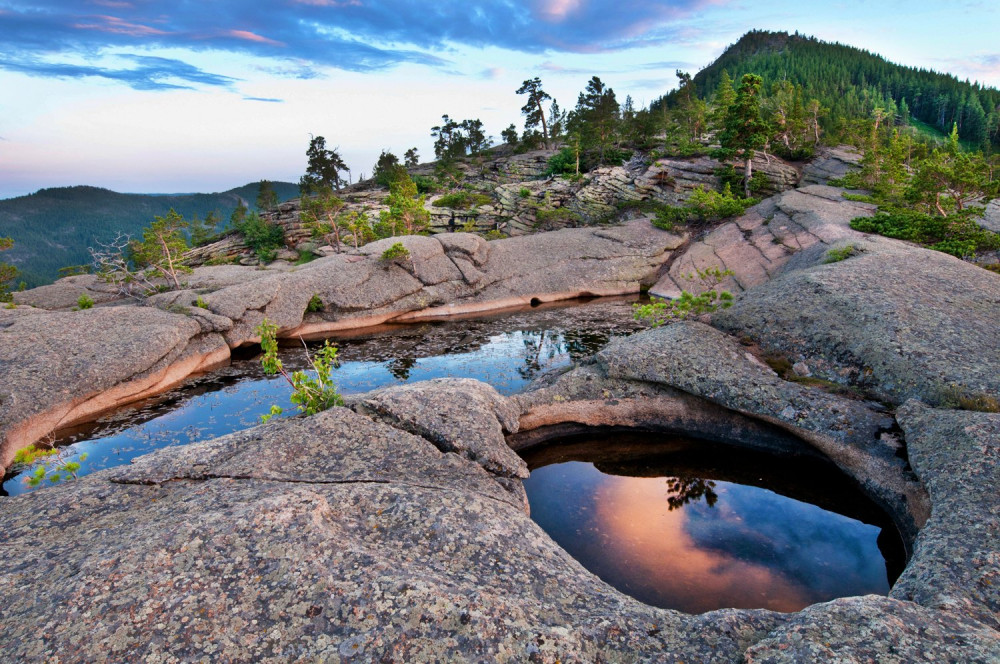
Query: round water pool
521 433 905 614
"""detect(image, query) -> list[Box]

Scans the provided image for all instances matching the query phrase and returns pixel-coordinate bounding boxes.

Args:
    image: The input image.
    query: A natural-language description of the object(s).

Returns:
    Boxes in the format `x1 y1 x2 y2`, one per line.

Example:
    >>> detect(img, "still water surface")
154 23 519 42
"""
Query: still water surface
521 435 903 613
2 298 641 495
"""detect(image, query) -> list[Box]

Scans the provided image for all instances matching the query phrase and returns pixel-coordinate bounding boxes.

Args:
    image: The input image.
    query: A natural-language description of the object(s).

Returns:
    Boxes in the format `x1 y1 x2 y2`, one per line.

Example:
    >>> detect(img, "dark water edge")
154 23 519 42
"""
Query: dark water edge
521 433 906 614
3 296 645 496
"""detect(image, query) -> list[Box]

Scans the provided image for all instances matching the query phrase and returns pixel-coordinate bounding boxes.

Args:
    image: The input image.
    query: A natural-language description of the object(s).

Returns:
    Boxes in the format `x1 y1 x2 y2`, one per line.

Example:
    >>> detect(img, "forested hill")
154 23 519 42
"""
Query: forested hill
0 182 298 287
687 30 1000 150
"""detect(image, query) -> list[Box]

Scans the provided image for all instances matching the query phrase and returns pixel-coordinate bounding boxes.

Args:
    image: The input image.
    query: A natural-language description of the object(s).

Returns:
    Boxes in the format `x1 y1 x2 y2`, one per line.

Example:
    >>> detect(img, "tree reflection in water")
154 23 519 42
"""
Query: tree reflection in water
665 477 719 510
516 329 615 381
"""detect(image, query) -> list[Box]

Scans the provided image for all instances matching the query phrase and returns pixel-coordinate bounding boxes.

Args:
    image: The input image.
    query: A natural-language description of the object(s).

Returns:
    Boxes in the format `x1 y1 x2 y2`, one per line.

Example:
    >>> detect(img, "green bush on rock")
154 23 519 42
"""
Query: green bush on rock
256 319 344 423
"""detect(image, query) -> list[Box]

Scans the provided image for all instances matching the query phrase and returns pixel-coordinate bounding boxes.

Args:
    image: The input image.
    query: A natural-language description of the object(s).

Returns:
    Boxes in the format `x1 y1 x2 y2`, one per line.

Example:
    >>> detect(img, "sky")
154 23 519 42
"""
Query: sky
1 0 998 199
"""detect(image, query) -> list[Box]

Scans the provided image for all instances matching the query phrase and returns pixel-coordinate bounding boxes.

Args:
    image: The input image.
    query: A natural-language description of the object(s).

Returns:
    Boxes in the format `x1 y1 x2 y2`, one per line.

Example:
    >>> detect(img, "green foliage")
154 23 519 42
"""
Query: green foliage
379 173 430 236
306 294 323 313
300 135 347 194
235 211 285 262
633 267 735 326
485 229 504 240
519 187 531 199
76 293 94 309
431 115 489 160
195 296 209 309
517 77 553 147
380 242 410 262
823 245 860 263
128 208 191 289
0 236 18 302
501 124 519 145
15 442 89 488
652 185 757 230
567 76 620 165
412 176 438 195
688 30 1000 151
937 384 1000 413
403 147 420 168
256 319 344 423
535 207 582 229
850 210 1000 258
432 191 493 210
373 150 407 187
543 147 579 177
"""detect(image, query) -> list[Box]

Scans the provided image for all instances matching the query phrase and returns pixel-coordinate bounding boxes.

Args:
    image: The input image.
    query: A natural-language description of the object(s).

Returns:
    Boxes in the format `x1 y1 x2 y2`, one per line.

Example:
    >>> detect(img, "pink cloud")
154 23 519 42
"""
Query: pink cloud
292 0 363 6
73 15 168 37
223 30 286 47
536 0 582 22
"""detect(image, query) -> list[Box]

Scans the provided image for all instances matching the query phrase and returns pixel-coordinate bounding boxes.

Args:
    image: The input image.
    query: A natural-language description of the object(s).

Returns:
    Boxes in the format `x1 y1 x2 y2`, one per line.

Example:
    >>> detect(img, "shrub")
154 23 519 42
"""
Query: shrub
633 267 735 326
543 147 578 177
14 443 88 488
823 245 860 263
306 294 323 313
485 229 504 240
850 210 1000 258
535 207 581 228
236 212 285 262
76 294 94 310
412 176 438 195
519 187 531 199
256 319 343 423
195 296 209 309
380 242 410 262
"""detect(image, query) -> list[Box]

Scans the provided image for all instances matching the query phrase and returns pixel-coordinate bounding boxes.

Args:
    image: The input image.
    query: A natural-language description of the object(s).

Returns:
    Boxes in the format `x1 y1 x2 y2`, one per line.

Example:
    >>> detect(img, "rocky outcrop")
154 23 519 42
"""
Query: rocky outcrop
0 306 229 469
1 223 683 464
0 406 792 663
712 235 1000 406
650 184 876 298
801 145 863 185
891 402 1000 630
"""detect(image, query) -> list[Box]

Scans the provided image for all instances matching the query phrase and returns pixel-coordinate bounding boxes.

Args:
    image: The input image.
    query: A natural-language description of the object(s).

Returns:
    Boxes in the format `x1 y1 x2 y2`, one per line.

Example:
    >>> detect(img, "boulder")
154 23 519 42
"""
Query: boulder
713 236 1000 406
651 184 876 298
353 378 528 480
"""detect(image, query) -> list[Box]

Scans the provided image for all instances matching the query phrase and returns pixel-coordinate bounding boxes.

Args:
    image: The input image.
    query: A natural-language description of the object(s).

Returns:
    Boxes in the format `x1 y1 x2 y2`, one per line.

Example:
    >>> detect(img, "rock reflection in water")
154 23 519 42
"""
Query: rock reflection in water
521 434 902 614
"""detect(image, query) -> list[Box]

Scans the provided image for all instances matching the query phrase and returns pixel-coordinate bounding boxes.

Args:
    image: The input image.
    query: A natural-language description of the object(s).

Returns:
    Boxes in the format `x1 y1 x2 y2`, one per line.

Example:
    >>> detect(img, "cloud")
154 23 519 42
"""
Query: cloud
0 1 729 88
478 66 504 80
243 96 284 102
0 53 239 90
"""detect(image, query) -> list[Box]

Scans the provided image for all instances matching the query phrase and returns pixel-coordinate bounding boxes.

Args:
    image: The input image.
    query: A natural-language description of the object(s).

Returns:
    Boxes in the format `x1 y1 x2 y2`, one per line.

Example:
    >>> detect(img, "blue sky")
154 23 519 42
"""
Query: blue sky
1 0 998 198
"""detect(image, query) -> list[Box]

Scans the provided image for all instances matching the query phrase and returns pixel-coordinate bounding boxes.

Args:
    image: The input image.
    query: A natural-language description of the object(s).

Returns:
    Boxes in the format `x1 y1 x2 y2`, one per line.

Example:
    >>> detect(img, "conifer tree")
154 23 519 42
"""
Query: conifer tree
300 135 347 194
517 77 553 148
715 74 770 197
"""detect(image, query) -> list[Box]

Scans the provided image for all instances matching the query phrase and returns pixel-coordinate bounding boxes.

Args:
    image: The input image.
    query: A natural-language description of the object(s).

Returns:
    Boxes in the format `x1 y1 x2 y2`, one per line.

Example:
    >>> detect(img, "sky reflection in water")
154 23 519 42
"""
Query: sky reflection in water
3 299 639 495
523 461 891 614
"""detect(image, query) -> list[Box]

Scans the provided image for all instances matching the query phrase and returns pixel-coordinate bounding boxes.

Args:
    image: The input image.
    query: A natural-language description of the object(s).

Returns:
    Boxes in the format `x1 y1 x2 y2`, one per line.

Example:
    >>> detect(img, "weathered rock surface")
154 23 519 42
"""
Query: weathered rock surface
0 408 791 663
651 184 876 298
207 222 683 346
891 402 1000 630
0 306 229 469
713 236 1000 406
352 378 529 480
800 145 863 185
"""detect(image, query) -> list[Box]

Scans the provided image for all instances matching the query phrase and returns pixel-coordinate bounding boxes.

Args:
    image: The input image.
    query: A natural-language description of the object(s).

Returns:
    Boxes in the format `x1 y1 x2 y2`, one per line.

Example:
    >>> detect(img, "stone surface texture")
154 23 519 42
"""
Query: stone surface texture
1 146 998 662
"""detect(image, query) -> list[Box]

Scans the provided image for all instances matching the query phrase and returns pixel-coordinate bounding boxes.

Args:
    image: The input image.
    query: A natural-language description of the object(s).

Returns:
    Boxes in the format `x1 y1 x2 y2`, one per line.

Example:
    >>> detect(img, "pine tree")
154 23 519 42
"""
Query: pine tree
715 74 770 198
517 77 553 148
256 180 279 211
300 136 347 194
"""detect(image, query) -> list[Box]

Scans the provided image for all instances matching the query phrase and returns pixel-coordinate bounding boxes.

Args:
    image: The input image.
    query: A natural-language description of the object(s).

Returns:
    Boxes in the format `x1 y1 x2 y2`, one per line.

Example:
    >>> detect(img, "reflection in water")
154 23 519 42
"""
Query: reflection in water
665 476 718 511
3 297 644 496
522 436 902 614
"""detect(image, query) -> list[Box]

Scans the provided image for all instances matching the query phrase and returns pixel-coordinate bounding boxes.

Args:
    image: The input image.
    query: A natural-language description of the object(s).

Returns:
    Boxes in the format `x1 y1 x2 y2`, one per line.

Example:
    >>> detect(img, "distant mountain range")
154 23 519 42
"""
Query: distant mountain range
0 182 299 287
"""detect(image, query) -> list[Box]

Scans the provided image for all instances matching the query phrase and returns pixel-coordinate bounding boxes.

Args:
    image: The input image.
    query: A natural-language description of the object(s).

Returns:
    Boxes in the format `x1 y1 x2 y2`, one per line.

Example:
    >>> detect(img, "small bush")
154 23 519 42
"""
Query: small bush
519 187 531 198
236 212 285 263
535 207 581 228
256 319 343 423
76 294 94 310
195 296 209 309
306 294 323 313
413 176 438 195
823 245 860 263
633 267 735 326
850 210 1000 258
380 242 410 262
543 148 578 177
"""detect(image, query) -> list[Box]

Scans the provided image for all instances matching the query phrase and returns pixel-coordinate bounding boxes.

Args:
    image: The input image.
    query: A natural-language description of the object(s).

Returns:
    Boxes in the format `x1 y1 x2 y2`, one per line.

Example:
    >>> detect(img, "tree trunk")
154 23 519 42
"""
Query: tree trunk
935 192 947 217
744 156 753 199
537 100 549 149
